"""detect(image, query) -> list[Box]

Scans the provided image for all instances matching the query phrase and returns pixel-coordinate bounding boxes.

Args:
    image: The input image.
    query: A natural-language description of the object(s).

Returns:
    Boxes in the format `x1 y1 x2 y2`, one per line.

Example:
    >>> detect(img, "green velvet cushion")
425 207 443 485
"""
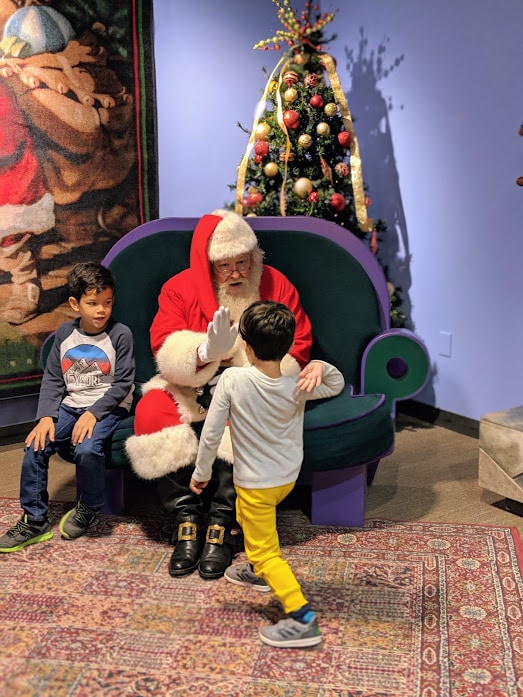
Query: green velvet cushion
109 416 135 469
302 388 394 471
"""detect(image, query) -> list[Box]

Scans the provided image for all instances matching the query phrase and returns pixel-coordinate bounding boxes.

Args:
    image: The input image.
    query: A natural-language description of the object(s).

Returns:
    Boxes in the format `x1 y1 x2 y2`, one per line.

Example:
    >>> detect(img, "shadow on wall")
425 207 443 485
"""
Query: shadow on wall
344 28 437 407
344 28 412 329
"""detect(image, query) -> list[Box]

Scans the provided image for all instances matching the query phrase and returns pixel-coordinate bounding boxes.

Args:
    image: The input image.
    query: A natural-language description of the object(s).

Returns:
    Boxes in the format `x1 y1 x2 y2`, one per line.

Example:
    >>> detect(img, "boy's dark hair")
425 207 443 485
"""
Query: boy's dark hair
239 301 295 361
67 262 115 301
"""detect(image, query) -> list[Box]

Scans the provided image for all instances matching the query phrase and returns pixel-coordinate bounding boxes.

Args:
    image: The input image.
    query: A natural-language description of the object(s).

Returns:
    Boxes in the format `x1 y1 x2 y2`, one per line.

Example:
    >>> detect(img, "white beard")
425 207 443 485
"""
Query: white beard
215 260 263 322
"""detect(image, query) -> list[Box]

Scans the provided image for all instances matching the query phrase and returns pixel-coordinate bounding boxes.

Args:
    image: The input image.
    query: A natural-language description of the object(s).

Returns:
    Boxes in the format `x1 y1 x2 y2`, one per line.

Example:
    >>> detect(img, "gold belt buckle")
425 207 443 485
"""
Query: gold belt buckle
206 524 225 545
178 521 198 541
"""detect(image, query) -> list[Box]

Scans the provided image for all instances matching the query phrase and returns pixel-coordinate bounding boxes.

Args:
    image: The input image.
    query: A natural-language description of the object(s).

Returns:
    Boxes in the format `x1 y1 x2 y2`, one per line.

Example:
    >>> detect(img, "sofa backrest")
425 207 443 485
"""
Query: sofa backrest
103 216 389 390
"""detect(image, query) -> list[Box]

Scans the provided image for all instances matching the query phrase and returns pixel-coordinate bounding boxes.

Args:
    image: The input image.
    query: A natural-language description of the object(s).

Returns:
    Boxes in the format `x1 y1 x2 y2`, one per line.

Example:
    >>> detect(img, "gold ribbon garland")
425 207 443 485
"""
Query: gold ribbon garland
274 60 292 216
236 50 373 233
235 55 288 215
320 53 373 232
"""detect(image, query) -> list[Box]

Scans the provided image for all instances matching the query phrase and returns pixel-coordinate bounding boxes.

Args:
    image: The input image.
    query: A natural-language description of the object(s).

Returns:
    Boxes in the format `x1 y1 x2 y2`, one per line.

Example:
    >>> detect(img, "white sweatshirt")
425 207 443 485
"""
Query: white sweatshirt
193 361 345 489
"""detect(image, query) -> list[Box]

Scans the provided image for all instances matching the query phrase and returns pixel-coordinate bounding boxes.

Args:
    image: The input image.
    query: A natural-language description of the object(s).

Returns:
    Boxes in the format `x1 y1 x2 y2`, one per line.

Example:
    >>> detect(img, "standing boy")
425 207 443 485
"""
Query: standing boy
190 301 345 648
0 262 135 552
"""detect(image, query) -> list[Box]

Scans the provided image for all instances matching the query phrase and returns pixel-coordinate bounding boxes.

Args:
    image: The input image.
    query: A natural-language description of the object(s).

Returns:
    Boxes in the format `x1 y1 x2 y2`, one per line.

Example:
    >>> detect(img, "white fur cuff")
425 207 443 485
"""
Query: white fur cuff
124 424 199 479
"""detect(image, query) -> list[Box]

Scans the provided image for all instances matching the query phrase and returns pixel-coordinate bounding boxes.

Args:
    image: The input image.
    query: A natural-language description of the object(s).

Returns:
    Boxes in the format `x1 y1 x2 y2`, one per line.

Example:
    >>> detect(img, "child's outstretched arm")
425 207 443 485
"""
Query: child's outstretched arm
190 370 231 494
298 360 345 399
297 360 324 393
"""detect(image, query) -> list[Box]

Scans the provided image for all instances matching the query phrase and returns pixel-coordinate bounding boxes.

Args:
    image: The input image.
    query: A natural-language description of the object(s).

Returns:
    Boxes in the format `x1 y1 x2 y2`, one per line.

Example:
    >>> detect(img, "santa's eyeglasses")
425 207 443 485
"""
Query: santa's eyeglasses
212 255 251 277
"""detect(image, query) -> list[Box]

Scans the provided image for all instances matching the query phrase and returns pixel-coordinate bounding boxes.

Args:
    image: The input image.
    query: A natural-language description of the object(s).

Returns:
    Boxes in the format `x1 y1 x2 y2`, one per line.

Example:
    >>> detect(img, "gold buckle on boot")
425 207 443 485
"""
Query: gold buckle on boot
206 524 225 545
178 521 198 541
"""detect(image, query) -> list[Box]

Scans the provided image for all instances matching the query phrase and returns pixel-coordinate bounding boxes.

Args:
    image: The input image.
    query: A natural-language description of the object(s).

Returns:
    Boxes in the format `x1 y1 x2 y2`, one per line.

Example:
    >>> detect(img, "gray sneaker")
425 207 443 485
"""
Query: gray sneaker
259 616 322 648
224 562 271 592
59 501 99 540
0 515 53 553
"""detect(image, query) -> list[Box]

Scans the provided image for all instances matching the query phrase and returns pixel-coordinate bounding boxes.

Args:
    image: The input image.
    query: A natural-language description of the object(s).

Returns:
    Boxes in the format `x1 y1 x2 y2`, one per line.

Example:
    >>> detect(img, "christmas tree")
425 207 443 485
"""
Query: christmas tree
232 0 406 326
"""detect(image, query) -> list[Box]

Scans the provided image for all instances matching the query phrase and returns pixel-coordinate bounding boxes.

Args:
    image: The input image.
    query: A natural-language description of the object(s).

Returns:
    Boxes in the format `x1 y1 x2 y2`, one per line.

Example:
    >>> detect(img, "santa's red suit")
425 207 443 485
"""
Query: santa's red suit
125 211 312 579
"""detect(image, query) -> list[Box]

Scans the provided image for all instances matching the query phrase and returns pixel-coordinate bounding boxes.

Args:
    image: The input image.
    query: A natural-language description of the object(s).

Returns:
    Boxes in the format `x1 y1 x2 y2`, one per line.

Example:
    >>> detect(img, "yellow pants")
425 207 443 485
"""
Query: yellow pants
235 483 307 615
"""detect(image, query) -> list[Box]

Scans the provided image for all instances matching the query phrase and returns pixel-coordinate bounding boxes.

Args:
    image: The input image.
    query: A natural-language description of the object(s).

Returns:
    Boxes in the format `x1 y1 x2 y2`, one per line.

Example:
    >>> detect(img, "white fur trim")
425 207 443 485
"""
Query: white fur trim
125 424 199 479
156 330 219 387
0 193 54 238
281 353 301 377
125 422 234 479
140 373 169 396
207 210 258 261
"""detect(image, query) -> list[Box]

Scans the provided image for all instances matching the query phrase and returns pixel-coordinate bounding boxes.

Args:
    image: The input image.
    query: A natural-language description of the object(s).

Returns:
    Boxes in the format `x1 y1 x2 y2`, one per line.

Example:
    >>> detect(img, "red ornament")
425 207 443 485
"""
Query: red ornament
308 191 319 203
248 192 263 207
309 94 324 108
254 154 263 164
283 110 300 129
329 193 346 212
337 131 351 147
254 141 269 158
304 73 319 88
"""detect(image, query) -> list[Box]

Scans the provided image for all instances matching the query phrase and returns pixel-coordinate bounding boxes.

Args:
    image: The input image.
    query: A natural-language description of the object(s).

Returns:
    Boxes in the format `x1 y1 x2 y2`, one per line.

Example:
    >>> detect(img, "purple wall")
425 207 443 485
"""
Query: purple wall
154 0 523 422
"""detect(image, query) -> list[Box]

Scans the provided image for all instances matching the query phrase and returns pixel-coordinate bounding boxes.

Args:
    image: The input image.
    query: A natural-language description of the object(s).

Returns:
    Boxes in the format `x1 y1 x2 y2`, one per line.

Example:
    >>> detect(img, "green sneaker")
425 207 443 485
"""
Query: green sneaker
0 515 53 553
59 501 99 540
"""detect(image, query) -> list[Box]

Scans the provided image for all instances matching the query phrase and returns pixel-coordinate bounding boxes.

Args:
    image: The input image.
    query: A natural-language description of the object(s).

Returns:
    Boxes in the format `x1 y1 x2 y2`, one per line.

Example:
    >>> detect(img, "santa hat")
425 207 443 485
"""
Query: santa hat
207 209 258 261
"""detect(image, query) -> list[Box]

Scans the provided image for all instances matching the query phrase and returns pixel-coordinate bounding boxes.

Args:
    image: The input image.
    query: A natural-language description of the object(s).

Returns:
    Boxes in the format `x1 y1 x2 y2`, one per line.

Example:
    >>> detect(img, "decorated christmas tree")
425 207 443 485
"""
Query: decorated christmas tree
232 0 406 326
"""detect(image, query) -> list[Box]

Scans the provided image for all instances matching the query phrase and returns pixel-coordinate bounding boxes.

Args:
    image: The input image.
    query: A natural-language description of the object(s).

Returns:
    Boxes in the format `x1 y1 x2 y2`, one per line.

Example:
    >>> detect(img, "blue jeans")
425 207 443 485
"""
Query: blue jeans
20 403 127 521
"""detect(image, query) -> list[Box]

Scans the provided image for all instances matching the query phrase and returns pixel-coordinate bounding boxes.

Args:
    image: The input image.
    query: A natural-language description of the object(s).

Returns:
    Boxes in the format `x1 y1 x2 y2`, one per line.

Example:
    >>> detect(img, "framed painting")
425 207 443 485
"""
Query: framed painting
0 0 158 402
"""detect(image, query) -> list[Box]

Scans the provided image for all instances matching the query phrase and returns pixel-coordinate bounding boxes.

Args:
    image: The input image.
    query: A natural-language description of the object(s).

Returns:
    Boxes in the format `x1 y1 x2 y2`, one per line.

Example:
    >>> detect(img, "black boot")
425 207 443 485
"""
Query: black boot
158 467 205 577
199 521 237 579
199 459 239 579
169 516 204 577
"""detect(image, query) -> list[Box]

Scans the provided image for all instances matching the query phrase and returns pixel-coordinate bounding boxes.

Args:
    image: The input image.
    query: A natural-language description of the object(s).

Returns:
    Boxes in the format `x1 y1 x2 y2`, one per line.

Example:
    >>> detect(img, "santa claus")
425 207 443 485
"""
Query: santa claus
125 210 312 579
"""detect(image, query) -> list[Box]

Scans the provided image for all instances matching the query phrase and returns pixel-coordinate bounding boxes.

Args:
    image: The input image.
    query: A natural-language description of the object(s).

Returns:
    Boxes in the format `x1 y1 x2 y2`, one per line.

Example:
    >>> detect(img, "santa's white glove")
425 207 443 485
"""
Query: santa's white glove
198 306 238 364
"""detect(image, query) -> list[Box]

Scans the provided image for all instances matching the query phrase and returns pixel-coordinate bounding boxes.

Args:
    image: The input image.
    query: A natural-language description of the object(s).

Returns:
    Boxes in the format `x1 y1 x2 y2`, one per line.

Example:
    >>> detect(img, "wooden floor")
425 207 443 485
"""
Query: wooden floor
2 413 523 538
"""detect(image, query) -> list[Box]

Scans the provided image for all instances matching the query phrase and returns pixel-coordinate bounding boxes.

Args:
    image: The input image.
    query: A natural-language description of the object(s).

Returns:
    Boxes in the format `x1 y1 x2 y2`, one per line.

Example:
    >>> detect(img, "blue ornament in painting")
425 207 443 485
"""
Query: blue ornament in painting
3 6 75 57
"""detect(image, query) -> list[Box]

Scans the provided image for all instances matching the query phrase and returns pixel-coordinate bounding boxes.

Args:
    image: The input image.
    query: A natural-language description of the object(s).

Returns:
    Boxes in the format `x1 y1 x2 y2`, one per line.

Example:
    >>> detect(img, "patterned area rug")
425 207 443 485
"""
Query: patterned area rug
1 497 523 697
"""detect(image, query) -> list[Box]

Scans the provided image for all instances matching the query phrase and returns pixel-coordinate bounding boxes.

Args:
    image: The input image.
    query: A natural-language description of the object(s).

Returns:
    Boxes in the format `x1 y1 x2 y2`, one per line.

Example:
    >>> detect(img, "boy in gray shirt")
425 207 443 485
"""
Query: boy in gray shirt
0 262 135 552
190 300 344 648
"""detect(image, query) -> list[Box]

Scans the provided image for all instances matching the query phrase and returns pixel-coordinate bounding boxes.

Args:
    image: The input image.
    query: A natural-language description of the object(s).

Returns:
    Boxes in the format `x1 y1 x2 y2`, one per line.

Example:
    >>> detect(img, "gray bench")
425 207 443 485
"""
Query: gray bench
479 407 523 504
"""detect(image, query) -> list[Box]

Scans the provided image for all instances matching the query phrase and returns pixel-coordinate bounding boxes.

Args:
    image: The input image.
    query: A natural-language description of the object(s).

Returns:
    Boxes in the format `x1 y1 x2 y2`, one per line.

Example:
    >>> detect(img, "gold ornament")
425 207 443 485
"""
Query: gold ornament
316 122 330 136
255 122 271 140
324 102 337 117
293 177 313 198
284 87 298 103
264 162 279 177
293 52 308 66
298 134 313 149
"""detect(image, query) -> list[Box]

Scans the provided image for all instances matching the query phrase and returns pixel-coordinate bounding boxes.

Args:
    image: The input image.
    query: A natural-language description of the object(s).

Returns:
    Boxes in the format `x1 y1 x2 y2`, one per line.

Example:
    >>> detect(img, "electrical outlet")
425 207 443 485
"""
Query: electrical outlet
438 331 452 358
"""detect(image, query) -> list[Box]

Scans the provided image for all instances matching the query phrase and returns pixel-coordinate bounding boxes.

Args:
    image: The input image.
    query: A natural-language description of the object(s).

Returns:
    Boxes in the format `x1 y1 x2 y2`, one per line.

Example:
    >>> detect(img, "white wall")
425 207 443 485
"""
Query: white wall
153 0 523 421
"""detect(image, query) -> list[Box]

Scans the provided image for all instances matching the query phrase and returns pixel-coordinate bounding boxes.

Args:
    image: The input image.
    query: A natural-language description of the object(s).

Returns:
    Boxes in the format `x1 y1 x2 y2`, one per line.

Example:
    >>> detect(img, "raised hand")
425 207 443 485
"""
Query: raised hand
198 307 238 363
